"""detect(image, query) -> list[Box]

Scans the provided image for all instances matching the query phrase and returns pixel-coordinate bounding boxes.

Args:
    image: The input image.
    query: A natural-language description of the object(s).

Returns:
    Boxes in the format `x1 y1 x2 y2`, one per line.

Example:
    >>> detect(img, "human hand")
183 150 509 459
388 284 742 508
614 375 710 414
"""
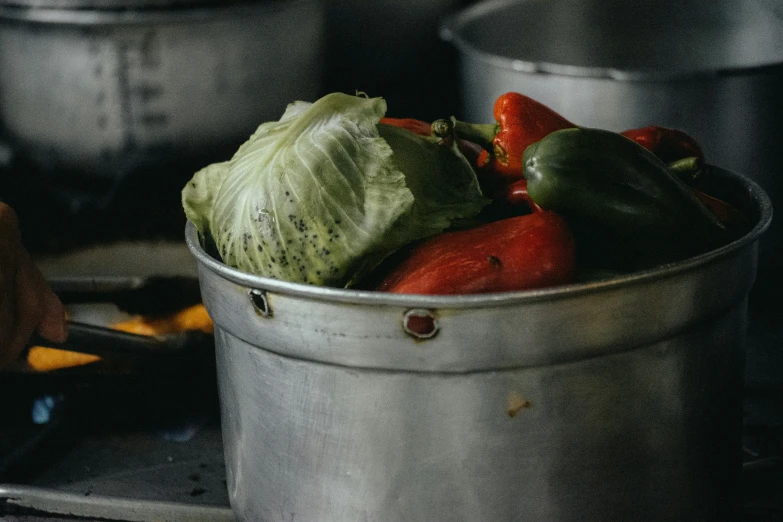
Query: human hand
0 202 66 368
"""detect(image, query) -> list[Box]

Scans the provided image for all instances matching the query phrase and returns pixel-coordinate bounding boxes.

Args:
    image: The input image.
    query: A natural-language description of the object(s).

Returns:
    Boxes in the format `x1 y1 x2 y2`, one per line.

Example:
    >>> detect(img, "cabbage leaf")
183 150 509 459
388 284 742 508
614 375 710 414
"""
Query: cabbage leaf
182 92 488 287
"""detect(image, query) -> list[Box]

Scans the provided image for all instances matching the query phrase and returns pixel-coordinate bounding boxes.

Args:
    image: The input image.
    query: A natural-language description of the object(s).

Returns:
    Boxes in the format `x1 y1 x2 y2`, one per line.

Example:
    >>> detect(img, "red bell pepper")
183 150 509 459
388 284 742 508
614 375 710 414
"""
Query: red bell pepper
380 117 487 173
380 117 433 137
376 211 576 295
503 179 543 213
688 186 748 230
620 126 704 164
440 92 576 182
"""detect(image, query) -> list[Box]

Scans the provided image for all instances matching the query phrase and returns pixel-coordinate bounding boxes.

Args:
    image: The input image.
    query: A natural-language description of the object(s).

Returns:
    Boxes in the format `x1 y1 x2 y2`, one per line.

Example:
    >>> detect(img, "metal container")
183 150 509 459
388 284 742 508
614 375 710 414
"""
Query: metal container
0 0 325 181
440 0 783 306
187 167 771 521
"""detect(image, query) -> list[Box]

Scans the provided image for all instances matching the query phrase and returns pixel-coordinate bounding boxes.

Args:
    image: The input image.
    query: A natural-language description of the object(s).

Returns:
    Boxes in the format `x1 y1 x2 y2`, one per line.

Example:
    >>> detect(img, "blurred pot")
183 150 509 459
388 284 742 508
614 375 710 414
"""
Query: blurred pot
0 0 325 182
441 0 783 303
189 167 770 521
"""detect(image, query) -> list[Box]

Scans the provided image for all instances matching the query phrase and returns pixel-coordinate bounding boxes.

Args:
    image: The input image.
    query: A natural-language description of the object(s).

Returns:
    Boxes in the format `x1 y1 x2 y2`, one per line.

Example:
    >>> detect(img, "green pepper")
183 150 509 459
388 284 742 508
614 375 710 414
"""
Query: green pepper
522 127 733 270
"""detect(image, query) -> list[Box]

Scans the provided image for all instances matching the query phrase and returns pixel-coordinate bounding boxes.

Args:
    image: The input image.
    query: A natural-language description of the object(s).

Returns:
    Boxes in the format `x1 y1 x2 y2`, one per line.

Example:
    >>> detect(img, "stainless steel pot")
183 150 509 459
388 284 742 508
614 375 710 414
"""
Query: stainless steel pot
0 0 325 181
441 0 783 304
187 167 771 521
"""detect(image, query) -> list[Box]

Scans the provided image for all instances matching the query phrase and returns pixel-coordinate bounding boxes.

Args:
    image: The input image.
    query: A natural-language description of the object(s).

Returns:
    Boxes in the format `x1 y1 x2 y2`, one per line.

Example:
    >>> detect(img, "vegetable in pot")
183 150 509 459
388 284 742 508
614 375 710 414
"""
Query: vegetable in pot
615 128 745 230
622 125 708 187
376 211 576 295
381 116 488 169
379 117 434 137
522 127 732 269
433 92 576 212
182 92 489 287
441 92 576 181
620 125 704 164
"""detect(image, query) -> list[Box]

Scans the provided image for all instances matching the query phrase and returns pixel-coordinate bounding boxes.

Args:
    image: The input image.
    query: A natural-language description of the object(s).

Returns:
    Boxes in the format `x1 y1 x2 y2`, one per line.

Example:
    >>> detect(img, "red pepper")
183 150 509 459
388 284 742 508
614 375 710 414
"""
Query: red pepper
380 117 433 137
440 92 576 182
380 117 486 170
504 179 543 213
376 211 576 295
688 186 748 230
624 129 741 229
620 126 704 164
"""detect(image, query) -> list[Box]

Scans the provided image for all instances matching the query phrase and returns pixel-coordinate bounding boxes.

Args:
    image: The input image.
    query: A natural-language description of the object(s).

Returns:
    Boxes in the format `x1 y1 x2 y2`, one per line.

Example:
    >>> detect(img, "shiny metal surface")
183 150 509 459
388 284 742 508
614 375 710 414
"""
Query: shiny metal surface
217 321 743 522
188 168 771 521
441 0 783 302
0 484 236 522
0 0 324 180
0 0 231 8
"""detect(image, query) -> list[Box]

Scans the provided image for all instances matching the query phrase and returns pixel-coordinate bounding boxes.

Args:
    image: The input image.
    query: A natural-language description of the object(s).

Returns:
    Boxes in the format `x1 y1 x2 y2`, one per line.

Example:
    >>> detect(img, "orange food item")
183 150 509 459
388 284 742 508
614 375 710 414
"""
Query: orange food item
112 304 214 336
25 304 213 372
26 346 101 372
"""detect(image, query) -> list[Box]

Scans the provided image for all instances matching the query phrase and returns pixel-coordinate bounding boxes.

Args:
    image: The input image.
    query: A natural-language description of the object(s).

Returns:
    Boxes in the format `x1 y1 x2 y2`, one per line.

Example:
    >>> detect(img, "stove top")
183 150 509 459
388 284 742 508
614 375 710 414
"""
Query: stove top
0 354 233 521
0 484 234 522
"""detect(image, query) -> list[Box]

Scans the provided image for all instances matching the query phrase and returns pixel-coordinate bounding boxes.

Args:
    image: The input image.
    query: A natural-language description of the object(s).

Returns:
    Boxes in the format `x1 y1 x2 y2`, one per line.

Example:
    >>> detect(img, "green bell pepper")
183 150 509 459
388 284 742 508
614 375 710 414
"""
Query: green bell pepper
522 127 732 270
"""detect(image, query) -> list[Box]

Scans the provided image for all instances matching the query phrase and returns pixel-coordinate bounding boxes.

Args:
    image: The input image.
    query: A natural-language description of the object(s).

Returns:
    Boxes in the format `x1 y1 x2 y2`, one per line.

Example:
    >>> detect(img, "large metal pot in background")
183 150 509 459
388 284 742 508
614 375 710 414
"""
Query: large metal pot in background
188 168 771 521
441 0 783 309
0 0 325 183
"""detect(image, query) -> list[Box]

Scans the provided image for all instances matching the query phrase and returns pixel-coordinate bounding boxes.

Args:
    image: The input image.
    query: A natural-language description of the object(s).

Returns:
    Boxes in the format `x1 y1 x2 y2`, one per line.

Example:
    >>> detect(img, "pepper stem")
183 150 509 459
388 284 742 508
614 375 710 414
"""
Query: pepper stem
431 118 454 139
432 118 498 149
668 156 701 173
667 156 703 184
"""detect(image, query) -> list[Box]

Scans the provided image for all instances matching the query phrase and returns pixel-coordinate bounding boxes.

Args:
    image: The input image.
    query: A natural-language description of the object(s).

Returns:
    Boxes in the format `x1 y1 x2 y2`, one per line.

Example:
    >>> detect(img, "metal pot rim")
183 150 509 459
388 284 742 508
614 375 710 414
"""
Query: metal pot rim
440 0 783 83
185 166 772 310
0 0 312 25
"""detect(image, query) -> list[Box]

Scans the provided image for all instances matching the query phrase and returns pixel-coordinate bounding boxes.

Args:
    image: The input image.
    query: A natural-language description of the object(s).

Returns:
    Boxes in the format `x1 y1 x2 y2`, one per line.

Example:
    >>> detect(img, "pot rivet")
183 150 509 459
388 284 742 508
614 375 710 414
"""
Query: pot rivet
402 309 439 340
248 289 272 318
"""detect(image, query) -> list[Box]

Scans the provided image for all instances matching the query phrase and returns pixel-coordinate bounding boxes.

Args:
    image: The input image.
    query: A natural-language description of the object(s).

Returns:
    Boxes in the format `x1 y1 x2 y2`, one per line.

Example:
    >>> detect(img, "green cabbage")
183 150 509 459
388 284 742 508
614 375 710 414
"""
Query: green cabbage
182 92 488 287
